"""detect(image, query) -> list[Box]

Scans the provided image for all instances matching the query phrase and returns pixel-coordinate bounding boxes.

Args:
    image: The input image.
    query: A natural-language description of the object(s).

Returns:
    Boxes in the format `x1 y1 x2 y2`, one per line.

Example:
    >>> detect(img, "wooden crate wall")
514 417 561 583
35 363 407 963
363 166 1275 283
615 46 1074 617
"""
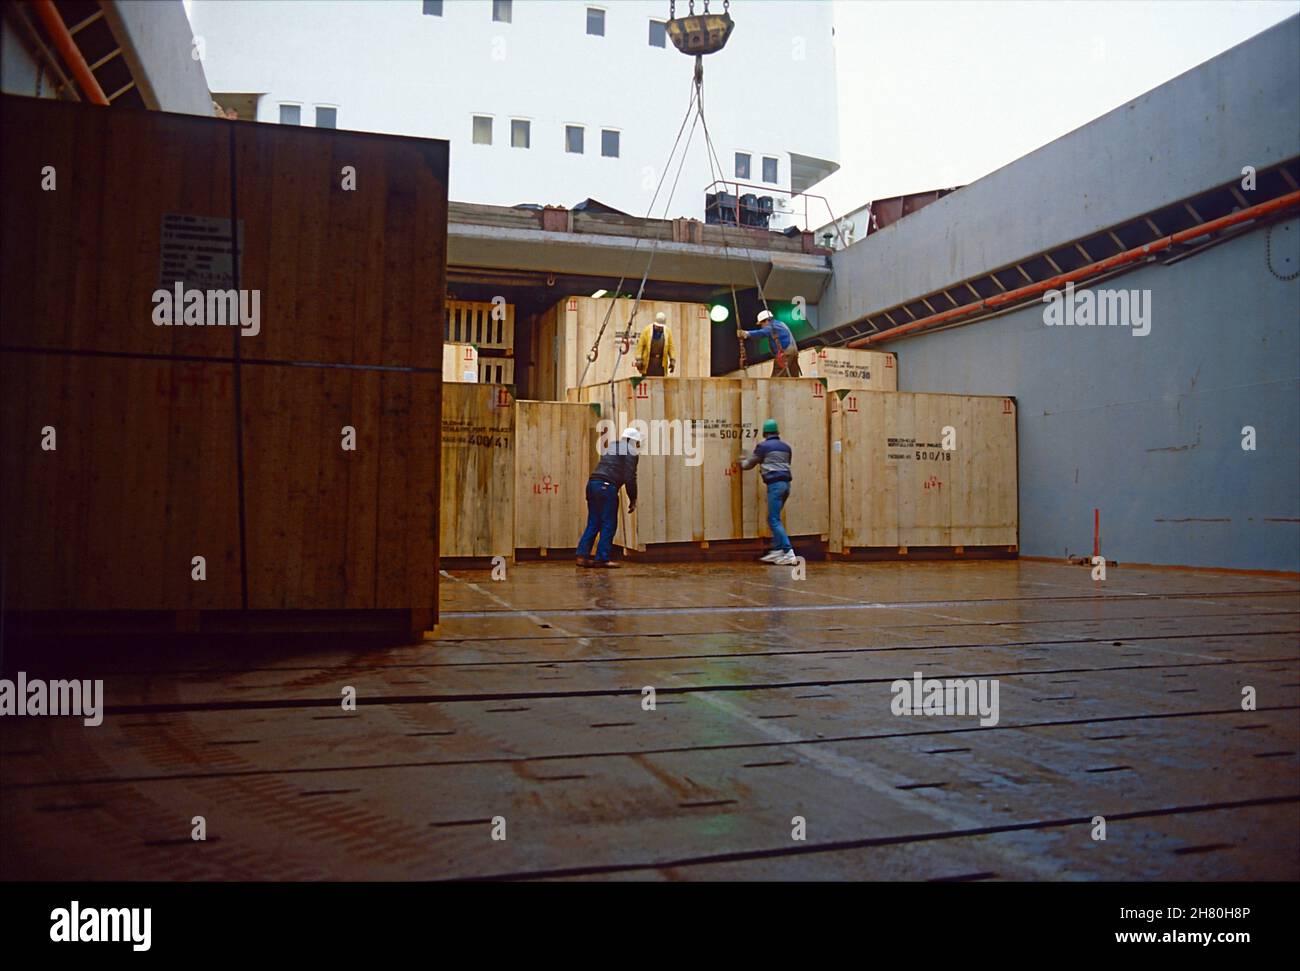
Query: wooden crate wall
732 347 898 391
0 95 447 629
441 383 515 558
536 296 713 398
513 400 600 552
444 343 479 382
829 390 1018 551
578 378 830 550
446 299 514 350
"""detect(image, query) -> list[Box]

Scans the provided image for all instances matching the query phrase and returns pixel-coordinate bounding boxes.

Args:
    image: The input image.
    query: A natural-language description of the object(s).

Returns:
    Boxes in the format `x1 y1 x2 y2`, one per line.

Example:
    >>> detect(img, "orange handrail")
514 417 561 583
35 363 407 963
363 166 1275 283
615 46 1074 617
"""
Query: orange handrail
849 189 1300 347
32 0 109 105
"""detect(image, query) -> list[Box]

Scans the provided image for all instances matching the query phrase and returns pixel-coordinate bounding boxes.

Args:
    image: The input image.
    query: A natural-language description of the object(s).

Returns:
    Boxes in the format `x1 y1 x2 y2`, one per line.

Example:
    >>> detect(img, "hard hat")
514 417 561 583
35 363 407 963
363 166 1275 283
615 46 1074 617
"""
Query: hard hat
654 312 667 324
756 310 774 323
621 427 643 444
762 418 779 435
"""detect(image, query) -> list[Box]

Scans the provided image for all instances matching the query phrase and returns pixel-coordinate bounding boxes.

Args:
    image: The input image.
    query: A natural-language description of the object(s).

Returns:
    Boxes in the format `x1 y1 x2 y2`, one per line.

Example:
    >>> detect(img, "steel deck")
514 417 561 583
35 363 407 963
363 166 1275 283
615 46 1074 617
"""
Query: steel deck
2 560 1297 880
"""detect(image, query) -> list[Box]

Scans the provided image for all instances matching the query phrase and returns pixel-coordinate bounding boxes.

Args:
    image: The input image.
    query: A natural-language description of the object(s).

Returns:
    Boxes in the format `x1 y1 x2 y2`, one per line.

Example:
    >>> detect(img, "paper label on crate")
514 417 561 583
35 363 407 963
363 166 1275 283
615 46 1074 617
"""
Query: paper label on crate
691 418 758 442
159 214 244 289
885 436 952 462
443 418 510 448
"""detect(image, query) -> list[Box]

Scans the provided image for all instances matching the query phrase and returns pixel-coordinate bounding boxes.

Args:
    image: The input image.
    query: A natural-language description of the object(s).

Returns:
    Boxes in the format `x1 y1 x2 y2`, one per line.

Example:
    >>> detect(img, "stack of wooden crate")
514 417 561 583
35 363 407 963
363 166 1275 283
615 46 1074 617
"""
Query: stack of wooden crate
445 300 514 384
577 377 831 552
0 95 447 637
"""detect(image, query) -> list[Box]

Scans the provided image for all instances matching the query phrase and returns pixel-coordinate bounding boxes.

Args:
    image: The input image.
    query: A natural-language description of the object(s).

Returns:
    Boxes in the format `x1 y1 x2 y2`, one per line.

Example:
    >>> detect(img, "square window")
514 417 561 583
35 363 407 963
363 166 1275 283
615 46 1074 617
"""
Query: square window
601 129 620 158
316 106 337 128
762 156 778 183
473 115 493 145
493 0 512 23
566 125 585 154
649 20 666 47
735 152 750 180
422 0 442 15
279 104 301 125
587 8 605 36
511 119 530 149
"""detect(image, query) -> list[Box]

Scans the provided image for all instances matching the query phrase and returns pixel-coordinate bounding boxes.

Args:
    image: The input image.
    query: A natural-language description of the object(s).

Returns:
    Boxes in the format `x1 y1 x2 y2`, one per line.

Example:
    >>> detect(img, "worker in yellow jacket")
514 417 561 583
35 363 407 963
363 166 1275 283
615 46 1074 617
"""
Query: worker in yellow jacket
633 312 677 377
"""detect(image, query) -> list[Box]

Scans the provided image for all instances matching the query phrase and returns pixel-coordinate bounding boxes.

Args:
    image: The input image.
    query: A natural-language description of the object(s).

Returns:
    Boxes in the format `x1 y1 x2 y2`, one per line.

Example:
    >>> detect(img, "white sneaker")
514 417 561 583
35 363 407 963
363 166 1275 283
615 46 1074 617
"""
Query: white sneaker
773 551 798 566
759 550 784 563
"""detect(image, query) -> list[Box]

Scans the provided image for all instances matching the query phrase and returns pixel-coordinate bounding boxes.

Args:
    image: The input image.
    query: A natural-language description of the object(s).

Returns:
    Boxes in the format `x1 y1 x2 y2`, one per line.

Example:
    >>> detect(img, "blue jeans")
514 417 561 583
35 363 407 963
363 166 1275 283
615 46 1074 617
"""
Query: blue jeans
766 480 793 552
577 478 620 561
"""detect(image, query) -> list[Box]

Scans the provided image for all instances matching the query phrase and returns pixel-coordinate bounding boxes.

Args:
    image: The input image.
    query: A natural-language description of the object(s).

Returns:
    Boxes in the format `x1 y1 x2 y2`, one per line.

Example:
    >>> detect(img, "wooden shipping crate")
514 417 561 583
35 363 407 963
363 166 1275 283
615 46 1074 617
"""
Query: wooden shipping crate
579 378 829 551
0 353 242 611
0 95 447 634
514 400 601 553
446 299 515 350
829 389 1018 551
444 343 479 382
478 356 515 385
535 296 713 398
441 383 515 559
732 346 897 391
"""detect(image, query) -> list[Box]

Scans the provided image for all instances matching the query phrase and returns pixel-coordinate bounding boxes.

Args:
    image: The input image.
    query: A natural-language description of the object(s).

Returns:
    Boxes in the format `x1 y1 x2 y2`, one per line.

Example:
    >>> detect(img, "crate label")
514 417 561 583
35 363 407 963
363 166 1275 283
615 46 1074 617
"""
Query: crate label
159 213 243 290
885 437 953 462
442 418 510 448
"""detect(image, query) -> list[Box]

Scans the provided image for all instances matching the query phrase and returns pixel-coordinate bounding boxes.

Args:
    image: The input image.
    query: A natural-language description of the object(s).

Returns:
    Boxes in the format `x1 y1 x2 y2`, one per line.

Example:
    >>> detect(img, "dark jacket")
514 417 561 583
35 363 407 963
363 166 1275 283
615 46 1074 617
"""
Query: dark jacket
591 441 639 503
740 434 792 484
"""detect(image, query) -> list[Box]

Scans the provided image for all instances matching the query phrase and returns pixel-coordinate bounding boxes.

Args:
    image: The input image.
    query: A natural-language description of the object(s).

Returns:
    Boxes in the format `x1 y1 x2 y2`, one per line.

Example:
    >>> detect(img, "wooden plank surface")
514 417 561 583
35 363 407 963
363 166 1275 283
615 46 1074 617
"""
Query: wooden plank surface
0 95 449 618
231 120 448 369
441 384 515 558
559 296 713 392
443 342 478 382
0 95 233 359
0 353 241 610
514 400 599 552
579 378 830 550
733 347 898 391
831 389 1018 551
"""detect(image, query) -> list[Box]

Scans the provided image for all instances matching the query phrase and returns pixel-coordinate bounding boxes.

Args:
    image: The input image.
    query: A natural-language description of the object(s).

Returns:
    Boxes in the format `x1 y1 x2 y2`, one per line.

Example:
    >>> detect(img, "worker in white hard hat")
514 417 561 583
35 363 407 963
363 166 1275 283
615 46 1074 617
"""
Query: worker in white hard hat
738 309 801 377
576 427 641 568
633 311 677 377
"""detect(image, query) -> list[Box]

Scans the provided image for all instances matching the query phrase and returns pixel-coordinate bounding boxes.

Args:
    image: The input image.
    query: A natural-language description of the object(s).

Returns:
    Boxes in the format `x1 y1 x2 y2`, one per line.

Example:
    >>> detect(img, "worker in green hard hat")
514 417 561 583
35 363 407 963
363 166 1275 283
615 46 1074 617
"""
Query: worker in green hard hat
738 417 796 565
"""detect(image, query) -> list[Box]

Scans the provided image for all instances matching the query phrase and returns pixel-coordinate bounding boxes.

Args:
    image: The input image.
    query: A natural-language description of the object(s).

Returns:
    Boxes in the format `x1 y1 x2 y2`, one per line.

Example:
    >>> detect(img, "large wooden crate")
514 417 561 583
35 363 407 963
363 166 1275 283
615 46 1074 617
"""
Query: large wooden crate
732 346 897 391
579 378 829 551
446 299 514 350
829 389 1019 552
514 400 600 553
0 95 447 635
441 383 515 559
535 296 713 398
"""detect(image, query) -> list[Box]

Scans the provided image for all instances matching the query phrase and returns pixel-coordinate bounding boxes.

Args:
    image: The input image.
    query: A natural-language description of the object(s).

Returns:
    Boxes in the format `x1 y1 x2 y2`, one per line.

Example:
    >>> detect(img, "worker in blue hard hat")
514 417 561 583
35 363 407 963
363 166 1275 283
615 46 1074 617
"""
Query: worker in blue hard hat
738 309 801 377
738 417 797 565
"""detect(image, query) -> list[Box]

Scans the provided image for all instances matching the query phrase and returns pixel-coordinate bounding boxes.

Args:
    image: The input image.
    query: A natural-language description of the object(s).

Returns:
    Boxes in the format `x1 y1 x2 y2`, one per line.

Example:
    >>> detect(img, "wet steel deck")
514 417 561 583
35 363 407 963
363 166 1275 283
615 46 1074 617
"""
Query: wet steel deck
2 560 1297 880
